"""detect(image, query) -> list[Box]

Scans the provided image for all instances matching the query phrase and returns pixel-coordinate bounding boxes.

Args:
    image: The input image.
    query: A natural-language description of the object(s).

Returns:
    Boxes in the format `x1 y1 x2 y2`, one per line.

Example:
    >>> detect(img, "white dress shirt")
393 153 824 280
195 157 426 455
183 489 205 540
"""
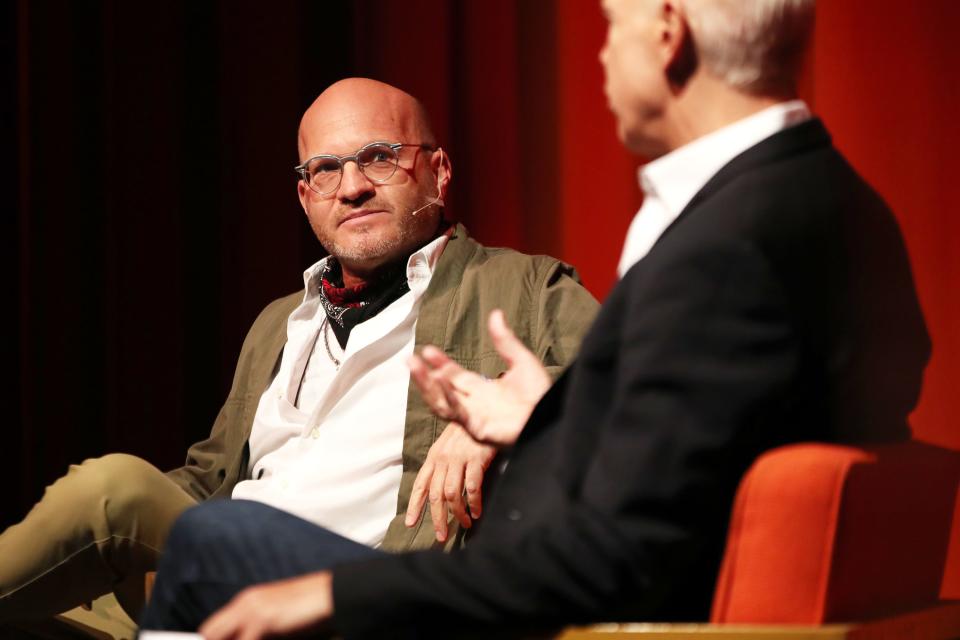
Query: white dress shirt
232 231 450 547
617 101 812 277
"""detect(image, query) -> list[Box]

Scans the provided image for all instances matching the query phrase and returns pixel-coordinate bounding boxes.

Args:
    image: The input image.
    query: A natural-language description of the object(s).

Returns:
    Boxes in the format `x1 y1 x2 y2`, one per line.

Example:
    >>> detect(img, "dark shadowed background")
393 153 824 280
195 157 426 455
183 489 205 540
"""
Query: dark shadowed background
4 0 958 526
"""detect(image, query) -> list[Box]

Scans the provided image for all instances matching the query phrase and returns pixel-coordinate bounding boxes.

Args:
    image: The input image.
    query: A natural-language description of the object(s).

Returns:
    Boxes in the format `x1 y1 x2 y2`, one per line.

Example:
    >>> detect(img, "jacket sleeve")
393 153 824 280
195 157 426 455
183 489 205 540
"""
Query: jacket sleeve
533 259 600 381
165 295 294 501
164 381 250 501
331 238 801 635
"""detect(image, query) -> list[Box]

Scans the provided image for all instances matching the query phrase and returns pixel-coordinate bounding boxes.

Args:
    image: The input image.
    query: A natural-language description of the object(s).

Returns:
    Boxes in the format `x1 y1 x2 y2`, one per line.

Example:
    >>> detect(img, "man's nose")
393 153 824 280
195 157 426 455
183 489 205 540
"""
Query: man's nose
338 161 375 202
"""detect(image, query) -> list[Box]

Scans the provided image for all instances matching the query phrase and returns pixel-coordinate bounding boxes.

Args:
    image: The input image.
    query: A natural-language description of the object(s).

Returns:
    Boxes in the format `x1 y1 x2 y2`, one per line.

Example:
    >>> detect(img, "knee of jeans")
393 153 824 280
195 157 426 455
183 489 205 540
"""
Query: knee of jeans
166 499 278 554
165 500 259 557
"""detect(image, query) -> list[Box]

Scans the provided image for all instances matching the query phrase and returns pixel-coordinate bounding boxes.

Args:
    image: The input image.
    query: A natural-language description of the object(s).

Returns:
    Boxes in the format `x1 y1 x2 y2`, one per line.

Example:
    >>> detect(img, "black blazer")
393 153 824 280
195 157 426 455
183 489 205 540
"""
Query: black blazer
332 119 930 636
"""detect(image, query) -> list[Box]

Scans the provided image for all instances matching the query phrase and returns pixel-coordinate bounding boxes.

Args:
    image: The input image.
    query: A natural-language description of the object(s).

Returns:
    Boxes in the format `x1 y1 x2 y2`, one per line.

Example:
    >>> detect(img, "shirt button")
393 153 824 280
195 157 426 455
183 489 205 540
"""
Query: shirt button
507 509 522 521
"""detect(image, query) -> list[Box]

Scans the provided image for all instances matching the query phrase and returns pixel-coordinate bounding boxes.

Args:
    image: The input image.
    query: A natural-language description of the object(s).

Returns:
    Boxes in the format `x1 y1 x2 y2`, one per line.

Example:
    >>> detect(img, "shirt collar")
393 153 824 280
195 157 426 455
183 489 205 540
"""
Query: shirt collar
301 226 453 301
639 100 812 216
405 225 452 291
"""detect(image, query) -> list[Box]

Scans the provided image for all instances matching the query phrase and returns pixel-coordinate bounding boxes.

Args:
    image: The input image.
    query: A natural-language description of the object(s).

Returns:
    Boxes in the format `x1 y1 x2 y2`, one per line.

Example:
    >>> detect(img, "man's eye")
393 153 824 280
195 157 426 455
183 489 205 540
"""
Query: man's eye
313 160 341 174
360 146 395 166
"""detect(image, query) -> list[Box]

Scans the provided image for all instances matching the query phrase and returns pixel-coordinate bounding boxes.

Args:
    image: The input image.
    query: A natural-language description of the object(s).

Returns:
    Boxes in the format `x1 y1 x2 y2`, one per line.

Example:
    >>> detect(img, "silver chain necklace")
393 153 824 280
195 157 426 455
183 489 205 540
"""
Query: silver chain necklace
322 317 341 369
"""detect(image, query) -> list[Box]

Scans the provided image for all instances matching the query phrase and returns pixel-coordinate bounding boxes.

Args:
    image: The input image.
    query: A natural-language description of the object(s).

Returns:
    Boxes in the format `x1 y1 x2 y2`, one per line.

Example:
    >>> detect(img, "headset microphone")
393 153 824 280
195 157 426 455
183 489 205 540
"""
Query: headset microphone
411 185 444 216
411 148 446 216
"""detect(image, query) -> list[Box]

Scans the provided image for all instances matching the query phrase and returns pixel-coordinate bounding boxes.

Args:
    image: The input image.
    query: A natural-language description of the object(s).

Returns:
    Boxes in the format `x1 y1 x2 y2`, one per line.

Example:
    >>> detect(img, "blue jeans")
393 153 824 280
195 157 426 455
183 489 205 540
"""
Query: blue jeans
139 499 381 632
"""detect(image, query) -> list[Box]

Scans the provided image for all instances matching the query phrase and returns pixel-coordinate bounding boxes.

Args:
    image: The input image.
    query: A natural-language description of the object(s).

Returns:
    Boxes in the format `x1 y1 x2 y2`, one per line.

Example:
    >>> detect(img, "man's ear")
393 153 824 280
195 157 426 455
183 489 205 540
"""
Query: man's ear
660 0 697 88
297 179 310 213
432 147 453 201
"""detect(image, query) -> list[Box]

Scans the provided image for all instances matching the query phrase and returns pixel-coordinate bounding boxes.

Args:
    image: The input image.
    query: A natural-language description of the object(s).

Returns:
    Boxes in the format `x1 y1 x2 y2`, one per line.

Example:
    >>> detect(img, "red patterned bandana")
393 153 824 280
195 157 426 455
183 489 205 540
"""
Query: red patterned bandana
320 277 369 308
317 259 409 349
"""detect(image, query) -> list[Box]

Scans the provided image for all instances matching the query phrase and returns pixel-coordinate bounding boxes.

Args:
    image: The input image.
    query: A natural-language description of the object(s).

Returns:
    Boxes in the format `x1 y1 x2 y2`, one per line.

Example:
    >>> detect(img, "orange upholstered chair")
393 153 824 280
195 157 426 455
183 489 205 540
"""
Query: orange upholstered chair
711 441 960 625
561 441 960 638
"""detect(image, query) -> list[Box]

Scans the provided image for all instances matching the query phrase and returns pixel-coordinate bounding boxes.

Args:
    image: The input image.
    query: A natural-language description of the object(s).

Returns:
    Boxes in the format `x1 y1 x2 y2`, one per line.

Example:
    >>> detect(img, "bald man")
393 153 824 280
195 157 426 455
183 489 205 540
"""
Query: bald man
0 78 597 637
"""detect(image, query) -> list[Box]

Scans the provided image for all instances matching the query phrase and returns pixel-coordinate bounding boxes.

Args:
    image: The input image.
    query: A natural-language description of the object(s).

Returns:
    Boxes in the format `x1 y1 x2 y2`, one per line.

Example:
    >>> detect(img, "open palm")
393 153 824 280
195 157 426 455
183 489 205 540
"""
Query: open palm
408 310 551 446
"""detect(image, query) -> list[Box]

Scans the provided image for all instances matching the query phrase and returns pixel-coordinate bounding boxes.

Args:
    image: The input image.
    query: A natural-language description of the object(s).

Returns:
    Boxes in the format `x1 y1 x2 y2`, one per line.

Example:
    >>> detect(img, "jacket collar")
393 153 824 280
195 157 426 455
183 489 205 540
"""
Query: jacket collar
657 117 833 246
413 222 480 347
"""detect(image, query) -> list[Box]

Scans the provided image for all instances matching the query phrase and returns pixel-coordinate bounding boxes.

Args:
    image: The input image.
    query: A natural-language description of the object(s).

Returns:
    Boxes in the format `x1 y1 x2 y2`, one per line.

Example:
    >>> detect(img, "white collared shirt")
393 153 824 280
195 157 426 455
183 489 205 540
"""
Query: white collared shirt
232 231 450 547
617 101 812 277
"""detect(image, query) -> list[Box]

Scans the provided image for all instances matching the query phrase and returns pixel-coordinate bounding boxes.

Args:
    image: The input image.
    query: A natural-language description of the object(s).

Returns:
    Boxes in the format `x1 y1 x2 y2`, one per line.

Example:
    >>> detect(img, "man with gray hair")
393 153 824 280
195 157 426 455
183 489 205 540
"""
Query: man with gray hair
141 0 929 636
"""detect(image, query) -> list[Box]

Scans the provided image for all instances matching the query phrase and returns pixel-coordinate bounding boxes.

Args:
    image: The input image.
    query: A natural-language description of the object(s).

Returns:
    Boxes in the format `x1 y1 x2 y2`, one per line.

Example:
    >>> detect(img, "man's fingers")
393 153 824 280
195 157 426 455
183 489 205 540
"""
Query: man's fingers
438 361 481 395
444 462 471 530
449 495 470 530
246 623 272 640
428 466 448 542
438 376 472 434
420 345 456 370
200 597 243 640
238 624 263 640
424 350 478 399
409 354 457 419
464 461 484 519
405 460 433 526
199 607 228 639
427 367 457 413
408 356 443 411
408 353 430 387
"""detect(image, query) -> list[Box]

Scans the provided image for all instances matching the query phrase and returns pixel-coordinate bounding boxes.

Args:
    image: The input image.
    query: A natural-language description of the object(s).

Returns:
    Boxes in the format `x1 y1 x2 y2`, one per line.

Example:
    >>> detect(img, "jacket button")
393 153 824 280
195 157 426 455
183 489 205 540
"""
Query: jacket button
507 509 522 521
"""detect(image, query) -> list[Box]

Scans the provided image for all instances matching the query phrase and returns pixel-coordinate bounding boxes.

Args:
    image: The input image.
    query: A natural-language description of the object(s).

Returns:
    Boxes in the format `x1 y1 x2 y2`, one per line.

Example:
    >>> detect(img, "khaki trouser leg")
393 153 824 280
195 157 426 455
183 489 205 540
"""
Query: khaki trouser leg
0 454 197 626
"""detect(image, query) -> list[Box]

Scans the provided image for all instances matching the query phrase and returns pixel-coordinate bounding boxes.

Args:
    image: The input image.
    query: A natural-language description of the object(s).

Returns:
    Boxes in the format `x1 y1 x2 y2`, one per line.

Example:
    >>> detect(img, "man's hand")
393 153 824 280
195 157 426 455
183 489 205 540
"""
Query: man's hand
407 309 551 446
405 422 497 541
198 571 333 640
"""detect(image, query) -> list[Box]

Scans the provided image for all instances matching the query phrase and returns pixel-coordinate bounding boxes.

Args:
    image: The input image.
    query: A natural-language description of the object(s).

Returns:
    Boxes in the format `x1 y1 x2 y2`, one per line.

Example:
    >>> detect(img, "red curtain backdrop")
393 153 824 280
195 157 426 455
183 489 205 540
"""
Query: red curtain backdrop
809 2 960 450
6 0 957 524
440 1 960 450
417 1 960 448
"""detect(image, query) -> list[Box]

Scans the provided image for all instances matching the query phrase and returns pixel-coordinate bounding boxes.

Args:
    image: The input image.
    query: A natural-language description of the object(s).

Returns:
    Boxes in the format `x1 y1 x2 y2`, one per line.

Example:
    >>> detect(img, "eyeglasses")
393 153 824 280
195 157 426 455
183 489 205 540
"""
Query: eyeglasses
294 141 435 195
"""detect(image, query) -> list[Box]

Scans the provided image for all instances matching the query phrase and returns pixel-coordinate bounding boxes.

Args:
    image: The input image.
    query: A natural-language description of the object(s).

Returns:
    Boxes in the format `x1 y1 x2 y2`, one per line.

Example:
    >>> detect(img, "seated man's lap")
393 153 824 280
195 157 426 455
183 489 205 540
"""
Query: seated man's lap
141 500 382 631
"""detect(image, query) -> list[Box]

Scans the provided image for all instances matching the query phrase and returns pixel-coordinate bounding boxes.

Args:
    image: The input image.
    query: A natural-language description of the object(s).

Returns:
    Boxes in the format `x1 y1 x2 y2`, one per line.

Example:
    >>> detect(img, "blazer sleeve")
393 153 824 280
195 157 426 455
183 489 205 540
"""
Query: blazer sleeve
331 237 801 635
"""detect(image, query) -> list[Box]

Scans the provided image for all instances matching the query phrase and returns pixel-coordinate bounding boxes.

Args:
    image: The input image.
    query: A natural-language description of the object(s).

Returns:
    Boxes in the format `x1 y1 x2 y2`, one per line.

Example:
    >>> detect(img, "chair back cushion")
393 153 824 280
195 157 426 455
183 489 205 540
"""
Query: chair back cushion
710 441 960 623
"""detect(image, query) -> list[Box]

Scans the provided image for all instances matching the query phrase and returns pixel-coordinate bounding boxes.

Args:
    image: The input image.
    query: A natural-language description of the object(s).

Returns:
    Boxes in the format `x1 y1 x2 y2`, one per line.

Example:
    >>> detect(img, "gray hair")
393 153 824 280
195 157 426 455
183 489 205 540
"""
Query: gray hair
682 0 815 94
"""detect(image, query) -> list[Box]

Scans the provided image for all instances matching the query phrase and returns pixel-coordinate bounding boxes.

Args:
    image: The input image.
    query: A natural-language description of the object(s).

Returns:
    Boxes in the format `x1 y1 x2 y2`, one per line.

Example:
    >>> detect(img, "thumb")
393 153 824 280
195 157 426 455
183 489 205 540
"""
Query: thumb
488 309 532 368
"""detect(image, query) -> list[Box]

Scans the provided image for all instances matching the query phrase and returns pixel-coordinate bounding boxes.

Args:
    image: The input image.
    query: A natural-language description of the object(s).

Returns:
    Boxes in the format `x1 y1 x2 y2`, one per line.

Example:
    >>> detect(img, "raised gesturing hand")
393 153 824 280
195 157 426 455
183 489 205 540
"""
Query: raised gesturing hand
407 309 551 447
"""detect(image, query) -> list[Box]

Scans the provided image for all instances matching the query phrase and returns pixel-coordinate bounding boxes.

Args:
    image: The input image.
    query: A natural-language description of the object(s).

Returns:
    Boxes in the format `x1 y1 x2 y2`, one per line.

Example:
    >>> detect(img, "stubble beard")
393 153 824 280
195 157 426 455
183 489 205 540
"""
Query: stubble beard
326 223 407 263
315 210 438 268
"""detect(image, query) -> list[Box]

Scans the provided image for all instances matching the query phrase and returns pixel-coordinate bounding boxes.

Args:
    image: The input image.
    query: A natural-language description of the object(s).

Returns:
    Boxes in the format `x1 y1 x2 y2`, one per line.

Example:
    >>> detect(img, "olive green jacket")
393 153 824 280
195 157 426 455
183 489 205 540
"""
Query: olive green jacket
166 224 598 552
